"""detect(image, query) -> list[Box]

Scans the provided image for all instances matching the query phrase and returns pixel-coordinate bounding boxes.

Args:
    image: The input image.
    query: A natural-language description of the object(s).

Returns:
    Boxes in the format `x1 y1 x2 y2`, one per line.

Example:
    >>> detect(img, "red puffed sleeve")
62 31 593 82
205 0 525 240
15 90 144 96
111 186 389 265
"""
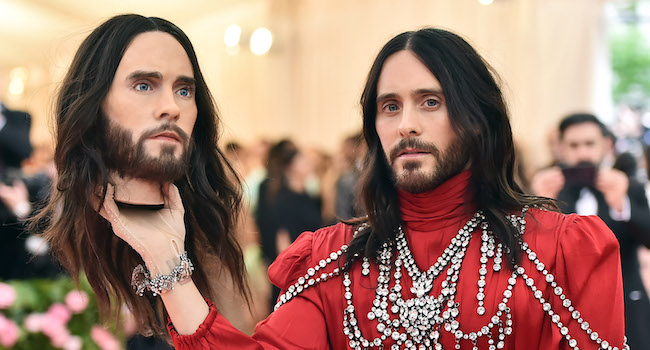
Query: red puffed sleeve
550 214 626 349
169 230 331 349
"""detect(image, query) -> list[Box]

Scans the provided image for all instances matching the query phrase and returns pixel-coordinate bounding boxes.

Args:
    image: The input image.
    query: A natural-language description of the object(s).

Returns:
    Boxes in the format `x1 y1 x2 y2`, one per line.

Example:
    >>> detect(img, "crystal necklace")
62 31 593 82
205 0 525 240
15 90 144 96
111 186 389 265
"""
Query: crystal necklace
273 208 628 350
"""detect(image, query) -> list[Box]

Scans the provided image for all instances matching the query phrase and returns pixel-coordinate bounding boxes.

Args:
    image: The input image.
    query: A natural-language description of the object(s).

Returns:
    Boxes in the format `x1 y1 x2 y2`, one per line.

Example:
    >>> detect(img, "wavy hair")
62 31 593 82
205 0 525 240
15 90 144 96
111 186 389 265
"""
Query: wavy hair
31 14 248 337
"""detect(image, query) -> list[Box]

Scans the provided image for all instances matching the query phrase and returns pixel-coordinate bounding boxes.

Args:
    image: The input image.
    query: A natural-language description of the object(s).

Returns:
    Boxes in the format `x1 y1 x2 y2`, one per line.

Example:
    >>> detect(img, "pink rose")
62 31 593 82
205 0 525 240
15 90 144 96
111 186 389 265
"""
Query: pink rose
23 313 45 332
0 315 20 348
41 318 66 338
65 290 89 314
63 335 83 350
0 282 16 309
91 325 121 350
49 327 71 348
46 303 72 325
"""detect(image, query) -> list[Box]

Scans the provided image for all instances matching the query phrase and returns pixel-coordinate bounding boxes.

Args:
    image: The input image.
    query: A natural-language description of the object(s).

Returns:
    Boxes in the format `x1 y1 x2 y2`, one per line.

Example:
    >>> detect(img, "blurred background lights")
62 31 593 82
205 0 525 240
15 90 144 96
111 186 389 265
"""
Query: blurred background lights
250 27 273 55
8 67 27 96
224 24 242 48
479 0 494 5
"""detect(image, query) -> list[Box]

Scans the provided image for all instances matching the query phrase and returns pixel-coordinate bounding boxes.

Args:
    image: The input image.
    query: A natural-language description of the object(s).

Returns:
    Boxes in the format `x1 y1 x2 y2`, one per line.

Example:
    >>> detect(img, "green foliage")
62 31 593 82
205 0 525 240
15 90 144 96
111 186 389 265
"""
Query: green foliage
610 25 650 104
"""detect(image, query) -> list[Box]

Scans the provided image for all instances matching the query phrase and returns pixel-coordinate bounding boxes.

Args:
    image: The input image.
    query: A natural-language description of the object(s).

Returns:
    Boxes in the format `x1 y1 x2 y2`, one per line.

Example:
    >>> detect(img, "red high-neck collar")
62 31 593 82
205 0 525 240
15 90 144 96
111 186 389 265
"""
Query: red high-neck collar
397 170 476 231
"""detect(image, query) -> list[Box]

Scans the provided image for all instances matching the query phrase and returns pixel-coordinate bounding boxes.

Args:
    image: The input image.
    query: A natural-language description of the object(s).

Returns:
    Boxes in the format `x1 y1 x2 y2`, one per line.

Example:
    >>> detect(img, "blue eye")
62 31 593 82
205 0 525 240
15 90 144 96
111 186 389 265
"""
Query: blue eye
177 88 192 97
135 83 151 91
425 99 438 107
386 104 399 112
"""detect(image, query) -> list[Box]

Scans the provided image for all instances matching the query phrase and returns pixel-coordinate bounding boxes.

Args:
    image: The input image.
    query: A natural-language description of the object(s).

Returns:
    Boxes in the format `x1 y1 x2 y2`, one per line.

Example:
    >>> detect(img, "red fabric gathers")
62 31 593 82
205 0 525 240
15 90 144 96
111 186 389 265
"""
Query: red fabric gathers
169 173 626 349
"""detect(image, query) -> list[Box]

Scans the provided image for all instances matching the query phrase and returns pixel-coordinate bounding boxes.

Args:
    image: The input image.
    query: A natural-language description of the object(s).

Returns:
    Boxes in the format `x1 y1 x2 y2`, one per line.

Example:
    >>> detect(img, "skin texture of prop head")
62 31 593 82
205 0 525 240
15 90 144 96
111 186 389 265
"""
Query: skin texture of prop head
31 14 249 338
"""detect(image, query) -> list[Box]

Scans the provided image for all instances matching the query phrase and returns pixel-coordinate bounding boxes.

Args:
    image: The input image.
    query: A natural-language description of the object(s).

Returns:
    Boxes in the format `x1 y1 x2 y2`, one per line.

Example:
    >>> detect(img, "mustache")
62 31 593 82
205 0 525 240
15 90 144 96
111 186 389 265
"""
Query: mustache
139 123 190 144
389 138 439 163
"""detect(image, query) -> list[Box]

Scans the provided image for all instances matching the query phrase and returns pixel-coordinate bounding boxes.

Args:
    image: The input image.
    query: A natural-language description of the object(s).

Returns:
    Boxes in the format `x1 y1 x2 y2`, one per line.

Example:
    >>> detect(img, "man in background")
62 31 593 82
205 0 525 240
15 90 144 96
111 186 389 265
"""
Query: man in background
531 112 650 349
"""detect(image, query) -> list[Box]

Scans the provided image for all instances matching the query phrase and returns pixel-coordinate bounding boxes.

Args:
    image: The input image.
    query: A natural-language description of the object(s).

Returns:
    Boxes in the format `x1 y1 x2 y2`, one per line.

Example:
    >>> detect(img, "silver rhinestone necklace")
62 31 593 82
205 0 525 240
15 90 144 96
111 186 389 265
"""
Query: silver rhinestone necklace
274 208 628 350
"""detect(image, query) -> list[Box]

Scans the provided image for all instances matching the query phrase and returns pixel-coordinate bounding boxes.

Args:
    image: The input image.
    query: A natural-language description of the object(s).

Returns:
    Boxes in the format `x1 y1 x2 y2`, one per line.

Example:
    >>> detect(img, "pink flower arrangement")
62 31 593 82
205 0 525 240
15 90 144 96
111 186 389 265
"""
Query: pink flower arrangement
0 314 19 348
91 325 121 350
23 313 45 332
63 335 83 350
65 290 89 313
46 302 72 325
0 282 16 309
49 326 71 348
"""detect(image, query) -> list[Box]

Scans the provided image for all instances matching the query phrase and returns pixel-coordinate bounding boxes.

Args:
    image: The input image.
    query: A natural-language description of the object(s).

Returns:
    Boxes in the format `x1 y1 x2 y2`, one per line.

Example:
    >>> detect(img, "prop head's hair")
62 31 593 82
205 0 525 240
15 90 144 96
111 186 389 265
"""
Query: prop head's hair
32 14 248 337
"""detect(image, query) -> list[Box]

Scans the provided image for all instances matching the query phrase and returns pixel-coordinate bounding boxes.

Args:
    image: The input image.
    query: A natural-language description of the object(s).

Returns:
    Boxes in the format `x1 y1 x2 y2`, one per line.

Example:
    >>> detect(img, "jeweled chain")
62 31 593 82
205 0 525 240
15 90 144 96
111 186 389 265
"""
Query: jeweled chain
273 208 629 350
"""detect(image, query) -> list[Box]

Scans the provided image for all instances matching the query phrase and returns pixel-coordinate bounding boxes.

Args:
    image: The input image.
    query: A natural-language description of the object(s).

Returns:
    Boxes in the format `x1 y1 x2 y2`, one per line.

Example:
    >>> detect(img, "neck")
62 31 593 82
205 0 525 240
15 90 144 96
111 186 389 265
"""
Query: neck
112 173 164 205
397 170 475 231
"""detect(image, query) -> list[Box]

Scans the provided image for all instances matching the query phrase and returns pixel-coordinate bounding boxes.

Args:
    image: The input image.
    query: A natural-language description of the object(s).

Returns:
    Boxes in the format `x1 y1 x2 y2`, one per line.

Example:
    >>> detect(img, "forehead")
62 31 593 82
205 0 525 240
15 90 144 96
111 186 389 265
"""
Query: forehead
115 31 194 77
562 122 603 141
377 50 441 95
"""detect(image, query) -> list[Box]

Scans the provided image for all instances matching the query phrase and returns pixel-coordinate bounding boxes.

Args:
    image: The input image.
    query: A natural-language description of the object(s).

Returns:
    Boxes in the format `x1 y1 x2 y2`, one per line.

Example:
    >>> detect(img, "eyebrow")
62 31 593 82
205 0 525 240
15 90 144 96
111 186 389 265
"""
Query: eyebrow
376 88 444 103
126 70 196 86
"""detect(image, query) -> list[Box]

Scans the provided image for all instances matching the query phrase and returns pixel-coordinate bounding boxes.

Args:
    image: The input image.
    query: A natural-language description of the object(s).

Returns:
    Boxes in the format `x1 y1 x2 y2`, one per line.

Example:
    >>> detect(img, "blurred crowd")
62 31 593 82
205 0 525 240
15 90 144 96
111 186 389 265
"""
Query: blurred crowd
3 99 650 347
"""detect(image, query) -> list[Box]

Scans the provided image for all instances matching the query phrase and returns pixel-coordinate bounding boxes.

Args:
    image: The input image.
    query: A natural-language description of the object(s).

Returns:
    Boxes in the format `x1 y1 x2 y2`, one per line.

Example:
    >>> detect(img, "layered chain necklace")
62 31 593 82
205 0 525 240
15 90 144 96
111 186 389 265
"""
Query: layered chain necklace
274 208 627 350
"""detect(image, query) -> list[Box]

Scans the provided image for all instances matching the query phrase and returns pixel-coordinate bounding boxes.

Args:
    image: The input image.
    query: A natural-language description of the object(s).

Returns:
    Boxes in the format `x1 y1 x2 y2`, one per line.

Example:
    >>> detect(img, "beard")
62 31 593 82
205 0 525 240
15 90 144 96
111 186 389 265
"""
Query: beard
388 136 469 193
101 119 193 183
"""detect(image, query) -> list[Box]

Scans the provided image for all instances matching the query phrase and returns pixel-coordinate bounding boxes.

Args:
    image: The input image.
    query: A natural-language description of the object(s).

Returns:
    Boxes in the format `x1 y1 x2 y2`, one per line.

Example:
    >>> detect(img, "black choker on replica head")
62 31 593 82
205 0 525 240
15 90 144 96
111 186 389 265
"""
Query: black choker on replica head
115 201 165 211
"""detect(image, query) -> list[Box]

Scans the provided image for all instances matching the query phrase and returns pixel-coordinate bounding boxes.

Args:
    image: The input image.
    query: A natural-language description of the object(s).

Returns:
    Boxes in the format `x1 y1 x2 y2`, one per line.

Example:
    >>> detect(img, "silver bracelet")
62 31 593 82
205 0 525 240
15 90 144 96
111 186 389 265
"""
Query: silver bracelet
131 252 194 297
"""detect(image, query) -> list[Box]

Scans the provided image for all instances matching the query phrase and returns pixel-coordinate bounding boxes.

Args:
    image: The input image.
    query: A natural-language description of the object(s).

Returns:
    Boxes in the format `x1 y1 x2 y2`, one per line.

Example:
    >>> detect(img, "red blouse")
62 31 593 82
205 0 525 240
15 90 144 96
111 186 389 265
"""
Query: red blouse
169 171 626 349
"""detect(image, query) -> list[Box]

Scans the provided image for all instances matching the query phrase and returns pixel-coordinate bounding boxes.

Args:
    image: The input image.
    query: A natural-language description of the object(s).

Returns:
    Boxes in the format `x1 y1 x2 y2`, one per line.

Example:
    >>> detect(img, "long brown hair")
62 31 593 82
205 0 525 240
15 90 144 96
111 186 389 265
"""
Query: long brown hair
347 28 556 268
31 14 249 336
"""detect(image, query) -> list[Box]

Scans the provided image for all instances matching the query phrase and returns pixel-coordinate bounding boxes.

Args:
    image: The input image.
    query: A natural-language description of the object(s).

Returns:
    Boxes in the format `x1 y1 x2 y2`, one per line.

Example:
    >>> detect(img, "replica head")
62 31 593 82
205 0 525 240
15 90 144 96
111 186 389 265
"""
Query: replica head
35 14 247 337
349 28 555 265
558 113 611 167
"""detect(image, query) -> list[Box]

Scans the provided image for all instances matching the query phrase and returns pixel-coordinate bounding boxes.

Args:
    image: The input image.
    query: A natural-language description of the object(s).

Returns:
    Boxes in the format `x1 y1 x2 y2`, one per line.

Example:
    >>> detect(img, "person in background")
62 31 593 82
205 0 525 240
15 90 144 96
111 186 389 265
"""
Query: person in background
335 132 367 221
531 113 650 349
0 102 59 279
255 140 322 311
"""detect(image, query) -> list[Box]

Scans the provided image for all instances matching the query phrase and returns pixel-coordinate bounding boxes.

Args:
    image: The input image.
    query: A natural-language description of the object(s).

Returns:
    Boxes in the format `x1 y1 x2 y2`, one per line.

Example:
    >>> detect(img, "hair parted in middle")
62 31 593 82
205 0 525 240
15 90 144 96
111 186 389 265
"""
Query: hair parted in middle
346 28 556 268
31 14 249 337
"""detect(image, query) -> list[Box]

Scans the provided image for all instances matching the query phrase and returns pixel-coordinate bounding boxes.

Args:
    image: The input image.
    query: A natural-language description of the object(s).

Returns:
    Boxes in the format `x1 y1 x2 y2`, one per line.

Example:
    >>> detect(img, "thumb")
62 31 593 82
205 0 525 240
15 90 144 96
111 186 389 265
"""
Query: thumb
163 183 184 213
98 184 121 225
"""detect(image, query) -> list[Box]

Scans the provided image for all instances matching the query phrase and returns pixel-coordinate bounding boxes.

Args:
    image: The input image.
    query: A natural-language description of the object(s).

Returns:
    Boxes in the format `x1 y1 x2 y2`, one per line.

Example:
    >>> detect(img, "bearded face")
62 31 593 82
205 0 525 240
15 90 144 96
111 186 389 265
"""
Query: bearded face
102 119 193 183
387 136 468 193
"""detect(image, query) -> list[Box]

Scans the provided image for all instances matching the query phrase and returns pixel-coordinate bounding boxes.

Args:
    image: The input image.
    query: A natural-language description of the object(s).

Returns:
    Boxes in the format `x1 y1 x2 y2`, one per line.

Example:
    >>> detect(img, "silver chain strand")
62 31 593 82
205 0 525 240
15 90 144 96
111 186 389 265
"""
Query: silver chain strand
273 208 628 350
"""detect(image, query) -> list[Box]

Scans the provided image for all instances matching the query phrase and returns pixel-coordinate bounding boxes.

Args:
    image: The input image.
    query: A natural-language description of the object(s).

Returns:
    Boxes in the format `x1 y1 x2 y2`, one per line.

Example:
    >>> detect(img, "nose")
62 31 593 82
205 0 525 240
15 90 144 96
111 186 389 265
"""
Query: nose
397 105 421 137
156 90 180 122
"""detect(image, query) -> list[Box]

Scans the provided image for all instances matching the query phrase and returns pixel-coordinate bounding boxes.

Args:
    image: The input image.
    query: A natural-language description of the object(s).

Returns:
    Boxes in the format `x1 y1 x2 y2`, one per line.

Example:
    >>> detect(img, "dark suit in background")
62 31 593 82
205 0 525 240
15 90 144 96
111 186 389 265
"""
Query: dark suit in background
0 103 60 279
558 181 650 349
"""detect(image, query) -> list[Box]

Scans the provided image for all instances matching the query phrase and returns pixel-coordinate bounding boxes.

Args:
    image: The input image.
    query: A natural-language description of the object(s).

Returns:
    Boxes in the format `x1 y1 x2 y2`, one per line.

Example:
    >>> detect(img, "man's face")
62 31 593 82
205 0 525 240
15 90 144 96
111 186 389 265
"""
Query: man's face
559 122 607 167
375 50 468 193
101 31 198 182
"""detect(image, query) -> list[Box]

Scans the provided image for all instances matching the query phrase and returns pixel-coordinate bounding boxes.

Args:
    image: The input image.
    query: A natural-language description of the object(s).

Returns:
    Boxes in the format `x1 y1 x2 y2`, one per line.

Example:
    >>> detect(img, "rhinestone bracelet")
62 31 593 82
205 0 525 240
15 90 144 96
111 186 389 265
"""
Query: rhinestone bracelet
131 252 194 297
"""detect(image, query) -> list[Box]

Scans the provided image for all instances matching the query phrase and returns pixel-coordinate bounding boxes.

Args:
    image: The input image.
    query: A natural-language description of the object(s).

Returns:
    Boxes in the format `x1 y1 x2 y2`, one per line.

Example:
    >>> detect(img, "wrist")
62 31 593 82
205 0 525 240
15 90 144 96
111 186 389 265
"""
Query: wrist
139 241 186 275
132 251 194 297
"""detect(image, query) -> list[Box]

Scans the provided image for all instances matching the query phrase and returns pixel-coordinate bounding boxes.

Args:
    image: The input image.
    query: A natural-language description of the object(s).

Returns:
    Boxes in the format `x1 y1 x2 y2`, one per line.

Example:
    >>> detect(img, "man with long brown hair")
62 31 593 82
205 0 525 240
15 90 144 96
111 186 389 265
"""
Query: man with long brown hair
33 14 249 337
97 28 627 349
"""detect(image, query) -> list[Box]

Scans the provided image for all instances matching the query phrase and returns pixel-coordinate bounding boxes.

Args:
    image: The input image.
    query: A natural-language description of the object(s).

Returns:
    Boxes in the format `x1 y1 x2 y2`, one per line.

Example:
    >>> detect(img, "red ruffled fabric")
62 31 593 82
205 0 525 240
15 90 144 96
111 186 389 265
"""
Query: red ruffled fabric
168 174 626 349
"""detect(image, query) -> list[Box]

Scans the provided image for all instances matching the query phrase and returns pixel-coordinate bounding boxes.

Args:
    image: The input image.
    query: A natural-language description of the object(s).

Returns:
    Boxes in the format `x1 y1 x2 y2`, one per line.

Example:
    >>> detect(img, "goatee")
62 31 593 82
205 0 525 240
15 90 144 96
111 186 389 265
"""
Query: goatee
388 137 468 193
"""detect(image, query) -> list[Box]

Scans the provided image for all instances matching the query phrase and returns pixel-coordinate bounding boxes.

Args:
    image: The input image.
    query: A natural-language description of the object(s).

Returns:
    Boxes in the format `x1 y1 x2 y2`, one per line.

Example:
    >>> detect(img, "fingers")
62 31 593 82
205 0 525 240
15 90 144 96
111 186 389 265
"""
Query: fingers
97 184 119 223
162 183 184 213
